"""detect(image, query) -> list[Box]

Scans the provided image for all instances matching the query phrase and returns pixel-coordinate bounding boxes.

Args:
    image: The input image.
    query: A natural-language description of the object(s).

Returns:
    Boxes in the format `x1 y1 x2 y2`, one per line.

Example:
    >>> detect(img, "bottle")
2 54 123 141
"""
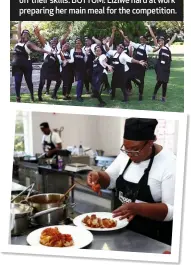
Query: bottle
58 156 63 171
79 144 83 156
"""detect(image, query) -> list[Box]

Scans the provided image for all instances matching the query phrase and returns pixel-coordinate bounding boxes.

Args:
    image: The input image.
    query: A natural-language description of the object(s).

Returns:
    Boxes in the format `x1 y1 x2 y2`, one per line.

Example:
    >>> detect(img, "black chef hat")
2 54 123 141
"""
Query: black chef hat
123 118 158 141
158 36 165 40
40 122 49 129
21 29 31 38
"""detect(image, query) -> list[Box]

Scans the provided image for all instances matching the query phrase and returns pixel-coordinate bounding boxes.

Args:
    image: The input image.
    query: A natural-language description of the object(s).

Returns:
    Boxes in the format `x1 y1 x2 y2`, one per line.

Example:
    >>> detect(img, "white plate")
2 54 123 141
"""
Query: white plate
26 225 93 249
73 212 129 231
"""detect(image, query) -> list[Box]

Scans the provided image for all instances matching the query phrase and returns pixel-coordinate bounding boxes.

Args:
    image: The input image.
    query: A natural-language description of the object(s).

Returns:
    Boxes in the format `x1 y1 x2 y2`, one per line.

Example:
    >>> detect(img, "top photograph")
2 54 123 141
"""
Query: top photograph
10 21 184 112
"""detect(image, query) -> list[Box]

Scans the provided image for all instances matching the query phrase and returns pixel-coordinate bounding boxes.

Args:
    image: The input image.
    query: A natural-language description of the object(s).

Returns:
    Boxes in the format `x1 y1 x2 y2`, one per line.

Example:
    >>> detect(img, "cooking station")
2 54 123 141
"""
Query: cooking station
11 153 171 254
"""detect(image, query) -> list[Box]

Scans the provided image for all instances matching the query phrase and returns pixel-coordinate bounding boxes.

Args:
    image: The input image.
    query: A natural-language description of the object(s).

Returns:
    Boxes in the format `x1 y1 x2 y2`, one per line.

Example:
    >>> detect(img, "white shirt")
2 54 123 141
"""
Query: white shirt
90 43 98 56
42 131 62 152
105 148 176 222
103 42 113 51
107 50 133 72
43 42 61 61
94 54 108 74
130 41 154 55
69 48 87 63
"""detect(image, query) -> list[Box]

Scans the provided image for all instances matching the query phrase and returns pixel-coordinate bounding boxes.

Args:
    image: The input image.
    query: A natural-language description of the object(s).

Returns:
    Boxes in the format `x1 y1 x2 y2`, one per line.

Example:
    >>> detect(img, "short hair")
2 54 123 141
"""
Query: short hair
40 122 49 129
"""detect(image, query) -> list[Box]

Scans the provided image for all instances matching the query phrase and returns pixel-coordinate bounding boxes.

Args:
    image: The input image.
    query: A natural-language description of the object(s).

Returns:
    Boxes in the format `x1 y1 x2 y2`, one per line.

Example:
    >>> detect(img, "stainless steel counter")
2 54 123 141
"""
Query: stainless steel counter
11 225 171 253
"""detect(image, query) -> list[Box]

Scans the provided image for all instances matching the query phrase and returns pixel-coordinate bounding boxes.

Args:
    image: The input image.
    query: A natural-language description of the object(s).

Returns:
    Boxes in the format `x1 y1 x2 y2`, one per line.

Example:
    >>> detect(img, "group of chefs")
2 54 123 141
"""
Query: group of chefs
12 22 177 107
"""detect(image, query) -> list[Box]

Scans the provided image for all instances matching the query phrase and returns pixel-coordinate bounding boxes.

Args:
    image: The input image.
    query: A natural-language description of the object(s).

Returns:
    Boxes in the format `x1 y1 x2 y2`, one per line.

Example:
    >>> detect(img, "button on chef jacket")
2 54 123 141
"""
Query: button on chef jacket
105 147 175 222
107 50 133 72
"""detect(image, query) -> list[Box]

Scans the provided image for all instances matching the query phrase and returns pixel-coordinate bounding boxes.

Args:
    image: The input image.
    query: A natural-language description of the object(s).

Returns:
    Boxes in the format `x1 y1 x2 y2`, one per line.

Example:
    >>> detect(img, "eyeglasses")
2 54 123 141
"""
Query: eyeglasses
120 142 148 157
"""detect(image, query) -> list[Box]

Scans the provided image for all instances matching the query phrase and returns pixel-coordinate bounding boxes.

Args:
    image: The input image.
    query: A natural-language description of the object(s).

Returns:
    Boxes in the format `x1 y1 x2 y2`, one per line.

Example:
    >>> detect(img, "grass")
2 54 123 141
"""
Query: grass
10 56 184 112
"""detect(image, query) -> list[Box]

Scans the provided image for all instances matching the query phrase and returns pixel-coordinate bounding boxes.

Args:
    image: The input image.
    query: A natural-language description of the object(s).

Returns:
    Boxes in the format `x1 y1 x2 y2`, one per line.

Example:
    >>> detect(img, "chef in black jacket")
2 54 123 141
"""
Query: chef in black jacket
40 122 62 158
12 22 50 103
152 33 177 102
87 118 175 245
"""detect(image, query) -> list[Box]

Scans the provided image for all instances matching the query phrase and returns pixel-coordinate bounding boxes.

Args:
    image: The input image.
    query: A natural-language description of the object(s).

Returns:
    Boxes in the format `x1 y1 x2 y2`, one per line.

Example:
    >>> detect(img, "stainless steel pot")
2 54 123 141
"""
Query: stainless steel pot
27 193 70 226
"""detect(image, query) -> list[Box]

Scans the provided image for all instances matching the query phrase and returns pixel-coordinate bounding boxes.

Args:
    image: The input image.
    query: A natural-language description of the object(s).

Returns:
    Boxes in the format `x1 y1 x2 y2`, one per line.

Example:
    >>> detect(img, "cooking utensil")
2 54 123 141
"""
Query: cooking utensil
73 212 129 231
27 225 93 249
57 184 76 206
27 193 72 226
11 183 35 203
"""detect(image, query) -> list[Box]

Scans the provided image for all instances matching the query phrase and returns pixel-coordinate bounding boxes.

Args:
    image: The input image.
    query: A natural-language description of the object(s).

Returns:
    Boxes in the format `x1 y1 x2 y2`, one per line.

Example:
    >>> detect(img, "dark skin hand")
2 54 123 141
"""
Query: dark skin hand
45 143 62 157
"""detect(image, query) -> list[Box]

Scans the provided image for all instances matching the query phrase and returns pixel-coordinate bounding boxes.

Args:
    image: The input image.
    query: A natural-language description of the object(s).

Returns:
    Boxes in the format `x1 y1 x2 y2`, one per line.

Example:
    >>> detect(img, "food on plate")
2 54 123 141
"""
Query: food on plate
40 227 74 247
82 214 117 228
91 183 102 196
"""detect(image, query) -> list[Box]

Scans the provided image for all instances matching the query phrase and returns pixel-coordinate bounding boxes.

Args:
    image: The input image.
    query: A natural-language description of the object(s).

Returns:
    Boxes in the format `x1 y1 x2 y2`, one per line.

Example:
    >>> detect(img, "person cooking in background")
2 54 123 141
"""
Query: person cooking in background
87 118 175 245
119 24 159 101
40 122 62 158
12 21 51 103
152 33 177 102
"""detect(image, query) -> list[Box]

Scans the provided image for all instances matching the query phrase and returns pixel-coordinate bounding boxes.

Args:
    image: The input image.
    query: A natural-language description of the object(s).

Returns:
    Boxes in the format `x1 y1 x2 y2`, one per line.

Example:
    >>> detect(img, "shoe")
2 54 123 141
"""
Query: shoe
91 94 96 98
51 95 57 100
98 101 106 107
152 95 156 100
86 91 90 94
77 97 83 102
66 96 72 100
45 91 49 95
16 97 21 102
111 96 115 100
121 99 128 103
38 96 43 102
31 95 35 102
139 95 143 101
161 97 166 102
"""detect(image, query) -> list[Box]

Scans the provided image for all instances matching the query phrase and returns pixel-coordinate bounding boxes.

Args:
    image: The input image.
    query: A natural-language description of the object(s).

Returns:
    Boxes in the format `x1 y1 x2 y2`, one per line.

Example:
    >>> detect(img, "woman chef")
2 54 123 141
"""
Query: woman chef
107 44 147 102
152 33 177 102
87 118 175 245
12 22 50 102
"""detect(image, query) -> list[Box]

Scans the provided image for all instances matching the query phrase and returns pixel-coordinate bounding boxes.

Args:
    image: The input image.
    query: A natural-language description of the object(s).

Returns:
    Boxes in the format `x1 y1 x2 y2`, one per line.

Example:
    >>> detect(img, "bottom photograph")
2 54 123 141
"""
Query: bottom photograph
9 110 185 261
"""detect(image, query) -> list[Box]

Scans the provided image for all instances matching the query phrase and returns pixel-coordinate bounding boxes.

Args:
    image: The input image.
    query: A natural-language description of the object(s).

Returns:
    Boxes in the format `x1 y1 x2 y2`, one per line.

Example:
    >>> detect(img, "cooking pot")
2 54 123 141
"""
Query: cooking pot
27 193 73 226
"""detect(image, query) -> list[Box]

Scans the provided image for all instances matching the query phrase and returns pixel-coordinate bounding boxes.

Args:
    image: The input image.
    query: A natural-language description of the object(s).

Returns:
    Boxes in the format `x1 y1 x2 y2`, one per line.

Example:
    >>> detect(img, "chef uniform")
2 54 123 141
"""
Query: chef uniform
12 30 34 102
38 43 61 100
124 44 134 93
153 40 172 101
130 40 154 100
83 45 95 94
60 51 71 98
109 118 173 245
91 54 107 106
70 48 87 101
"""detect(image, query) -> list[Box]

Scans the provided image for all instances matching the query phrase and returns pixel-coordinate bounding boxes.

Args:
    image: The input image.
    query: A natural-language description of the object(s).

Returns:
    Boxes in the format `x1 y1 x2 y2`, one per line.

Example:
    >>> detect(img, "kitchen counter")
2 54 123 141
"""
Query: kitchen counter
11 225 171 253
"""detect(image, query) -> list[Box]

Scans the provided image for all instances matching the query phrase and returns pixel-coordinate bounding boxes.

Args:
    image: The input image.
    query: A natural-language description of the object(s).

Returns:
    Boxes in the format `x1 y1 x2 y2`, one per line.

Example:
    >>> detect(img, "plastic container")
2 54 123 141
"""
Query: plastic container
58 156 63 171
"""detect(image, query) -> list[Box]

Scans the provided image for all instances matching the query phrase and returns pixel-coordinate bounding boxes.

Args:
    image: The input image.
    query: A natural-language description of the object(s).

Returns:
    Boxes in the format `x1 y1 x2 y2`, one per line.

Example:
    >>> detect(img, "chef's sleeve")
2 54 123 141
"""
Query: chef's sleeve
122 53 133 64
91 43 97 55
53 133 62 145
68 48 74 63
130 41 139 49
147 45 154 53
105 152 124 189
161 163 176 221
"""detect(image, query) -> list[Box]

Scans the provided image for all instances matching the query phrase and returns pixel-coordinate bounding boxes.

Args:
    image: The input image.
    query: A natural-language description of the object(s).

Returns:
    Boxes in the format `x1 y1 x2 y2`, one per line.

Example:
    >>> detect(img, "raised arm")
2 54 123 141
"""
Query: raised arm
27 42 50 54
102 39 110 52
108 26 116 47
146 23 158 47
119 29 131 45
60 23 72 46
168 33 178 47
34 26 46 47
17 21 22 41
92 36 101 45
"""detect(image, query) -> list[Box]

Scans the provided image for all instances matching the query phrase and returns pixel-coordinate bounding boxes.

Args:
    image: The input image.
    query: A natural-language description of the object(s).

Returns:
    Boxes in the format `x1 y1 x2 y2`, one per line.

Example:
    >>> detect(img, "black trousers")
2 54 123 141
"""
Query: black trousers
111 72 129 101
153 81 168 97
38 75 61 98
84 67 93 92
13 64 34 99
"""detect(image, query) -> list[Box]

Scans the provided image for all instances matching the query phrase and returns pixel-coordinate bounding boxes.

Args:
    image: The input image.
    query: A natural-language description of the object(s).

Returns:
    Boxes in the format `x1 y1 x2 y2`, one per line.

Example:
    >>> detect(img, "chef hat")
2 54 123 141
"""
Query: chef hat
158 36 165 40
21 29 31 38
40 122 49 129
123 118 158 141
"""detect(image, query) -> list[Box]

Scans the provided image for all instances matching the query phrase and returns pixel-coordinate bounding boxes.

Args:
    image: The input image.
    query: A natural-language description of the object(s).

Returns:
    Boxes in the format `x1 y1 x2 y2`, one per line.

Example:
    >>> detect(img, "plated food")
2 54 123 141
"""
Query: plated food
82 214 117 228
40 227 74 247
73 212 129 231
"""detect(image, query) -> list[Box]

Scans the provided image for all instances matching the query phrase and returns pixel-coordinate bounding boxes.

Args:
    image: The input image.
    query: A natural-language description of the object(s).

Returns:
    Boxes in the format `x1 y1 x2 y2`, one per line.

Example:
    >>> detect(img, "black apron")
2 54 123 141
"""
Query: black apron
130 44 147 81
12 43 32 76
41 53 61 81
114 145 173 245
61 52 71 81
92 57 104 91
155 46 172 83
43 133 56 158
73 50 86 81
111 53 126 88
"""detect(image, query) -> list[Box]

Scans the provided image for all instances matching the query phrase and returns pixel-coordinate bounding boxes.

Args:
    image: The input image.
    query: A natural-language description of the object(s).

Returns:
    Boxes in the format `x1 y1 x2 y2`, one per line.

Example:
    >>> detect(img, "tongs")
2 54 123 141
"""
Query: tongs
11 183 35 203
